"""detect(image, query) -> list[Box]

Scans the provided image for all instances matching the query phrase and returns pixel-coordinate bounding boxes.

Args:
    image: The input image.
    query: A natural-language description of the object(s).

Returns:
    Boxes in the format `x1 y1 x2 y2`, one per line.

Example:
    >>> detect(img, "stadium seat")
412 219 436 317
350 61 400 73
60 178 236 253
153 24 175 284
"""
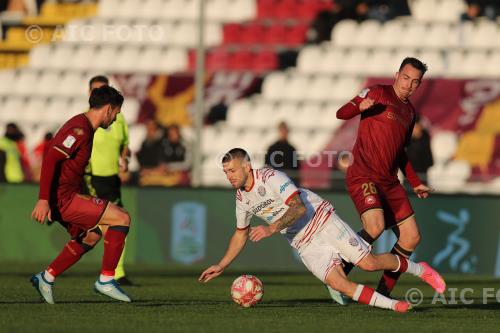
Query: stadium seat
435 0 466 22
320 48 345 75
283 75 310 101
285 23 309 46
23 97 47 123
1 97 26 122
297 46 322 74
240 23 266 45
0 70 15 94
228 50 254 71
366 49 394 76
353 20 381 47
58 72 87 97
306 75 335 102
331 20 357 47
227 98 253 127
122 98 141 124
400 23 426 48
431 131 458 164
332 76 363 101
29 45 52 68
48 45 75 70
342 49 369 75
13 70 39 95
114 46 141 73
377 20 404 48
136 47 163 73
138 0 166 19
263 23 287 45
71 45 96 71
37 71 61 96
223 24 243 44
253 50 278 73
418 50 445 77
423 23 452 49
157 48 188 73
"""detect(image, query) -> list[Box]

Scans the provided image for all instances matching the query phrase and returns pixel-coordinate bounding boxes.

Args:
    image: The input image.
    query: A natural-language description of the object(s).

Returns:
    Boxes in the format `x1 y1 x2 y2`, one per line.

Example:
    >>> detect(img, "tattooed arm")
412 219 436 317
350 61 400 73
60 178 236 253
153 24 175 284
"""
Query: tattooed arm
249 193 306 242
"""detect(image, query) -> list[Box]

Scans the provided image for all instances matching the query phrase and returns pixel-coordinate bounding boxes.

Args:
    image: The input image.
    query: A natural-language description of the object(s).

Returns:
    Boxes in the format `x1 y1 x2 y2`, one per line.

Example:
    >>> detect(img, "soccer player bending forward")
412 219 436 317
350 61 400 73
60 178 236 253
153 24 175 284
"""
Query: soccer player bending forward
30 86 132 304
199 149 445 312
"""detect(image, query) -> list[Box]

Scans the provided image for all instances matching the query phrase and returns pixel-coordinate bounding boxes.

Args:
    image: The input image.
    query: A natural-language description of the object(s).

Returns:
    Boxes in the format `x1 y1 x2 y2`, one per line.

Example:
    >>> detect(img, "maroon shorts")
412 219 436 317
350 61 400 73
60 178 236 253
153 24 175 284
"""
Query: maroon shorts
57 193 109 238
346 177 414 229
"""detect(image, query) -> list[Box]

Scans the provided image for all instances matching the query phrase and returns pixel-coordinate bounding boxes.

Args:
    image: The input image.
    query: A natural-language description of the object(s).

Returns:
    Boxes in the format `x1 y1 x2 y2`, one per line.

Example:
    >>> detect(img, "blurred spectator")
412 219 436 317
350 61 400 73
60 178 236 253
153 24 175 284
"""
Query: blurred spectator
406 115 433 182
461 0 499 21
160 124 190 171
1 0 38 15
307 2 349 44
265 121 299 181
137 119 163 171
31 132 52 182
0 123 24 183
139 123 191 186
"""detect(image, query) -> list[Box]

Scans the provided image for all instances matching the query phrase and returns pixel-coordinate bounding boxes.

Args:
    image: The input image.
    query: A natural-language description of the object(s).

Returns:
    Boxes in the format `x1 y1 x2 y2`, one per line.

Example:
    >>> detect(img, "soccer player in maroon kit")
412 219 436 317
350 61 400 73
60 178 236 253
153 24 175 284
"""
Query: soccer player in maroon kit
336 57 434 298
30 86 132 304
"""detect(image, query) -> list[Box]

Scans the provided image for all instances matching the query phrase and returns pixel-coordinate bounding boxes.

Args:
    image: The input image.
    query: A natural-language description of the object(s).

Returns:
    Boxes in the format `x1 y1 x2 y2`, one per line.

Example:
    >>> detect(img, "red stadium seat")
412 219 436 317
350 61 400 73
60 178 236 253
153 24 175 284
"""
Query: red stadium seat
253 50 278 73
263 23 287 44
228 50 254 71
257 0 277 19
240 22 267 44
275 0 299 20
285 23 309 46
222 23 242 44
206 48 231 71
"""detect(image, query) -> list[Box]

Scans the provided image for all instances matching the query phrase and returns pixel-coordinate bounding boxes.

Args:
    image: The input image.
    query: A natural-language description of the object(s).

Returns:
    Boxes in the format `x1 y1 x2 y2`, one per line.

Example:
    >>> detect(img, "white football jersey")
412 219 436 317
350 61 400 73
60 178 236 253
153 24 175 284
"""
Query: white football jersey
235 168 334 247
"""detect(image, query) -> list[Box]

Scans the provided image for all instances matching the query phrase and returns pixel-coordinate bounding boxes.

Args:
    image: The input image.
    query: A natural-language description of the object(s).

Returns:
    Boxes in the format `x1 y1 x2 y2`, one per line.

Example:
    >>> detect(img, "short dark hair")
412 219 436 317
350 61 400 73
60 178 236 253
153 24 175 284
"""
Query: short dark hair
89 85 124 109
222 148 251 164
89 75 109 89
399 57 428 76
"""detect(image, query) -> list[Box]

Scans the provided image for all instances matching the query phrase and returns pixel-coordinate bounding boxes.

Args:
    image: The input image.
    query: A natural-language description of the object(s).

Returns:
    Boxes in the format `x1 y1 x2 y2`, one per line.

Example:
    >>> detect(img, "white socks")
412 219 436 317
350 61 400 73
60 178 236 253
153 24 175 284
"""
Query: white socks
44 270 55 283
392 255 424 277
99 274 114 283
352 284 397 310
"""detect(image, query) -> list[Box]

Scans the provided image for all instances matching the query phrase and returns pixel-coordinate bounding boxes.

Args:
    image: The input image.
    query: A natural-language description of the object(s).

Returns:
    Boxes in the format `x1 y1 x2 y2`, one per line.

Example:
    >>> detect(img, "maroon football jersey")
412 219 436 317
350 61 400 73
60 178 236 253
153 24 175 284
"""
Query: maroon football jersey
39 114 94 205
337 84 421 186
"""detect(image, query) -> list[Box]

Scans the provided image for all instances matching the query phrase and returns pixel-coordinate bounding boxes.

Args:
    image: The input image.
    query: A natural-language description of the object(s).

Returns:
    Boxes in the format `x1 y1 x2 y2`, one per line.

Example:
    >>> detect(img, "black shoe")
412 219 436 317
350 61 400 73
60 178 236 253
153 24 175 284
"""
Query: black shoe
116 276 134 286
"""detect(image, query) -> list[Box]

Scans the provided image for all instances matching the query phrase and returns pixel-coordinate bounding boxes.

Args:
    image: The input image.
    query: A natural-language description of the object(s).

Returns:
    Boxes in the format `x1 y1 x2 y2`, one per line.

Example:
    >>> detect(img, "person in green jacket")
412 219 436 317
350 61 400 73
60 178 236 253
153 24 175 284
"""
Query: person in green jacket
0 123 24 183
84 75 133 285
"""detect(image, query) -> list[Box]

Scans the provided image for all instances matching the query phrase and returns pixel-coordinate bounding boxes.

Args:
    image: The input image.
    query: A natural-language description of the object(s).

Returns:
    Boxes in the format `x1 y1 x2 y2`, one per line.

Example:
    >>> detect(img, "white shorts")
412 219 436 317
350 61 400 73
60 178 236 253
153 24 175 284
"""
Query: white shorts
297 211 371 283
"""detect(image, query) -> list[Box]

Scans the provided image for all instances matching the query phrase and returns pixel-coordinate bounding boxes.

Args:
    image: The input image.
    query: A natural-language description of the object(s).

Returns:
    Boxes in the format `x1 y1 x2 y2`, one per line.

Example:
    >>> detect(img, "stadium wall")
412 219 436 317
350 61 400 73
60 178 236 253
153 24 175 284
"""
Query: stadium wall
1 184 499 276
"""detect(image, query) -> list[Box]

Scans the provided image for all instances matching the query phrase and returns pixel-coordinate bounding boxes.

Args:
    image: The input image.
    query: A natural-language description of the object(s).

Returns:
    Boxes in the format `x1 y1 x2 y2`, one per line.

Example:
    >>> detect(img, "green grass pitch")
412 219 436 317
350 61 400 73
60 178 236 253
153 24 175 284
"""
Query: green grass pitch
1 263 499 332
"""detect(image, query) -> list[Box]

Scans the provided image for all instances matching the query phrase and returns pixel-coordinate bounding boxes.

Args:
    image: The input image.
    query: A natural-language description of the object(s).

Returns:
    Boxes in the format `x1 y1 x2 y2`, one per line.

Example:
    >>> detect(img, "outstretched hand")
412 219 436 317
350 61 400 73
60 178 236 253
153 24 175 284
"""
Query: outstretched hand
199 265 224 283
414 184 434 199
31 199 52 224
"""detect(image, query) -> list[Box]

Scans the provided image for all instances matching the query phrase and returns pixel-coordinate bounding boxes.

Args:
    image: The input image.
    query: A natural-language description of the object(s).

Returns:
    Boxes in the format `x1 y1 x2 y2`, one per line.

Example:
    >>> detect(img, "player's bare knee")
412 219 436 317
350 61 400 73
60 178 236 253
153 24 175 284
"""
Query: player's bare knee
120 211 131 227
364 220 384 239
399 232 421 250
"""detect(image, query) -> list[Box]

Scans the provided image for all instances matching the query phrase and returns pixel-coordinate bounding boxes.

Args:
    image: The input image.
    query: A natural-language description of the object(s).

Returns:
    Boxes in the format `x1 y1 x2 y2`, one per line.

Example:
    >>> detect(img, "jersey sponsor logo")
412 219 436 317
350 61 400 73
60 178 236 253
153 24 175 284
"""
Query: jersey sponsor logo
266 207 285 222
251 199 275 215
63 135 76 148
365 195 376 205
258 186 266 197
279 180 293 193
349 237 359 247
358 88 370 98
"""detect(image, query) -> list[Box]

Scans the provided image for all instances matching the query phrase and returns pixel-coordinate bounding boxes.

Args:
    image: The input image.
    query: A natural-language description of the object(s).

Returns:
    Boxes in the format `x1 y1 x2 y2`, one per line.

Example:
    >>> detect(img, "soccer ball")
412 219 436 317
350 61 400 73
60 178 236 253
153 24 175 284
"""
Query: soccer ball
230 275 264 308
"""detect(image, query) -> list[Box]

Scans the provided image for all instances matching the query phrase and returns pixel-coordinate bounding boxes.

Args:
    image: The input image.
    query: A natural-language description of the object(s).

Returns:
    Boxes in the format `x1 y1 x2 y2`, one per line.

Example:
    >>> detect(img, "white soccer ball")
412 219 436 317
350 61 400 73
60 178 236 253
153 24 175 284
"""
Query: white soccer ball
230 275 264 308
